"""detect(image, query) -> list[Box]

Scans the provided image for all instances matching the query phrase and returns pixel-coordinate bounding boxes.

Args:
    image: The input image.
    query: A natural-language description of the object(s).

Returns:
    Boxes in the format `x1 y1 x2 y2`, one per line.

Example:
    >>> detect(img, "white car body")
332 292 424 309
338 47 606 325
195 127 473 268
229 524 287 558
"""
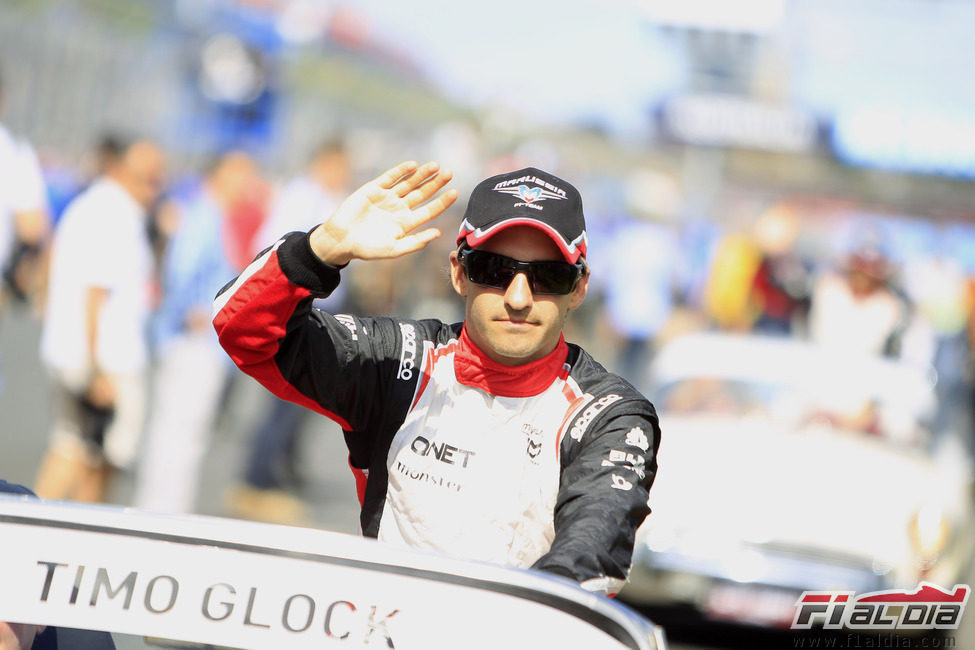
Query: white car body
620 332 974 628
0 497 667 650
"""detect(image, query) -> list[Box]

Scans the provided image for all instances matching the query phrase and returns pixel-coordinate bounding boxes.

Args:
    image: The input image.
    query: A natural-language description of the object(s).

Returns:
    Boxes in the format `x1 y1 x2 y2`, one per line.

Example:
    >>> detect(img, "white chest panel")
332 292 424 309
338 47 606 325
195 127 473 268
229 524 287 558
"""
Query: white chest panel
378 348 575 568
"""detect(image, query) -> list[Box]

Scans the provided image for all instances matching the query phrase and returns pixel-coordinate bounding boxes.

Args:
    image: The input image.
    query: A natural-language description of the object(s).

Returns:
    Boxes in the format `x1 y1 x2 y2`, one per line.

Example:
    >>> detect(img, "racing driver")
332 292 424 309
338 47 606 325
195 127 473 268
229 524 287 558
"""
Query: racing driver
212 160 660 596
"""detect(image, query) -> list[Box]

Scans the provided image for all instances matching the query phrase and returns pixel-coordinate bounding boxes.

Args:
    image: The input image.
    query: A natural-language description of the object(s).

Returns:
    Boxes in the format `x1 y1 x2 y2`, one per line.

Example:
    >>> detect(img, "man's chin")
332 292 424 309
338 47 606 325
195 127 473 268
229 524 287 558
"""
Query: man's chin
484 336 550 366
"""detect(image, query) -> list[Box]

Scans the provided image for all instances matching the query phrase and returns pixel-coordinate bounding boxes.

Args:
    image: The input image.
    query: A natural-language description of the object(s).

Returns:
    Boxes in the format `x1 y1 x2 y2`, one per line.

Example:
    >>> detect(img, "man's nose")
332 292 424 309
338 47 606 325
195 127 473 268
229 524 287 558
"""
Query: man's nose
504 272 533 310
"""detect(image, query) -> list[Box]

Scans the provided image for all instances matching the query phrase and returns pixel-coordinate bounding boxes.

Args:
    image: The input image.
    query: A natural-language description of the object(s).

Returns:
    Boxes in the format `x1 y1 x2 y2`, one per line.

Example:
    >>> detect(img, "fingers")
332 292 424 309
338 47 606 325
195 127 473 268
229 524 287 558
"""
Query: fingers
420 187 459 220
355 159 457 259
373 160 453 206
392 228 443 257
404 166 454 207
392 160 443 198
399 187 459 235
376 160 420 189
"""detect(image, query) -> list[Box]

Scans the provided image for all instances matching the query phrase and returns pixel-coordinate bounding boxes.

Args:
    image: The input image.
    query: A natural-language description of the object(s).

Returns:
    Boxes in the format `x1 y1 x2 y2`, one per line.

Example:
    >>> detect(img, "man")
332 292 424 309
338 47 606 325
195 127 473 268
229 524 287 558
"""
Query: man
213 161 660 595
808 242 907 356
0 67 50 311
34 138 166 503
133 151 260 514
226 138 354 524
253 138 352 249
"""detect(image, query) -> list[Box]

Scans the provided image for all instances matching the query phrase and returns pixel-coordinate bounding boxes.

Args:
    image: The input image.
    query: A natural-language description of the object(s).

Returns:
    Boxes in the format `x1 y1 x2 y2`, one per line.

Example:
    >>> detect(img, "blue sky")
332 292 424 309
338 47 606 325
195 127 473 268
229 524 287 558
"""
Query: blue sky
352 0 681 134
350 0 975 120
344 0 975 174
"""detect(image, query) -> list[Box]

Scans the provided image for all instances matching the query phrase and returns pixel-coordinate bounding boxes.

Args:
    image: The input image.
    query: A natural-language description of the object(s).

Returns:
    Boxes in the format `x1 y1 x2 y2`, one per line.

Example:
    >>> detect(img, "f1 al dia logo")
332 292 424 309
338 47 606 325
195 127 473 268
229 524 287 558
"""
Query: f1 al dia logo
792 583 969 631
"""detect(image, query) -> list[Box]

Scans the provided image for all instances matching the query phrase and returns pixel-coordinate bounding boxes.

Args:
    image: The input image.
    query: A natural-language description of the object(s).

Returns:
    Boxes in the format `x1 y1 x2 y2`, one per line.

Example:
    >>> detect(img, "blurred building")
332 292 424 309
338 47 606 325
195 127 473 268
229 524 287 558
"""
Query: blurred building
1 0 974 361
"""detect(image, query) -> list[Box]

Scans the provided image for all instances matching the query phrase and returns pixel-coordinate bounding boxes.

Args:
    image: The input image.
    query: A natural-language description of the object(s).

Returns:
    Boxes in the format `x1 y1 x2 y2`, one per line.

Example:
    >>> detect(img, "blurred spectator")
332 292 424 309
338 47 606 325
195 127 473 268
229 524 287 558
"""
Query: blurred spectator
0 67 51 313
92 134 128 180
902 248 974 436
807 241 913 358
47 133 130 228
222 169 269 272
34 138 166 503
748 203 813 335
701 203 813 337
253 138 351 248
599 169 684 384
702 228 763 332
133 150 262 514
602 216 681 384
225 139 351 524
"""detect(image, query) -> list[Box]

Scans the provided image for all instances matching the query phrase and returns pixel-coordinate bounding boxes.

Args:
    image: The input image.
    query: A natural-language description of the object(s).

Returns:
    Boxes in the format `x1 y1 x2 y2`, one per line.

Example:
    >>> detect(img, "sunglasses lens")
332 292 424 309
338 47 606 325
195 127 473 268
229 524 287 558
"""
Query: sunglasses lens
531 262 579 295
465 251 516 290
463 250 580 295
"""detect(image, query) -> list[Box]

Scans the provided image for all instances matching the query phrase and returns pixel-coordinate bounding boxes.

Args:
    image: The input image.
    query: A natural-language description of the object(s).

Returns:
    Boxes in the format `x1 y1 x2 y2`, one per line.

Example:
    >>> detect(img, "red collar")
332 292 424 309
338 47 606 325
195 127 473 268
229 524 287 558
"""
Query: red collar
454 326 568 398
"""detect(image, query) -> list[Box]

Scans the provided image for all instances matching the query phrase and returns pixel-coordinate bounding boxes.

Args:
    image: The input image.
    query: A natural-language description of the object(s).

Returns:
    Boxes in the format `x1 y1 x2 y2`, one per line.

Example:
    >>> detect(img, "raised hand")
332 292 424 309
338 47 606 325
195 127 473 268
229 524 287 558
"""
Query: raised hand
309 160 458 266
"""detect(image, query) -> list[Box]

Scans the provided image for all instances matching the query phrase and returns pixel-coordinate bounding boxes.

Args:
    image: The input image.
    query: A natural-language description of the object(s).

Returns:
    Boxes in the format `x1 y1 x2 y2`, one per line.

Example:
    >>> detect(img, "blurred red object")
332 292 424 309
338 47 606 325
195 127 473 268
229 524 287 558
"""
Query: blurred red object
223 178 270 271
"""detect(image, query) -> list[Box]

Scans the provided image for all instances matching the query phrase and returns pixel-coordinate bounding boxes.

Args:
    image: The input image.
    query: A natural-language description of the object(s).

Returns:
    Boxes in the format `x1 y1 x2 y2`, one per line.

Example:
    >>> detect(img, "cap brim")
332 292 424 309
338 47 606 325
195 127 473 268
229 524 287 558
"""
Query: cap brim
457 218 586 263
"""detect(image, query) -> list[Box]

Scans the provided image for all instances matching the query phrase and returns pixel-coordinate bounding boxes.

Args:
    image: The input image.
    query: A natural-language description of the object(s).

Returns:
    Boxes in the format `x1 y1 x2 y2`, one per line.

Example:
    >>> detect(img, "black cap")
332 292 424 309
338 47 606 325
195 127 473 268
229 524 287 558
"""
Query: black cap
456 167 588 263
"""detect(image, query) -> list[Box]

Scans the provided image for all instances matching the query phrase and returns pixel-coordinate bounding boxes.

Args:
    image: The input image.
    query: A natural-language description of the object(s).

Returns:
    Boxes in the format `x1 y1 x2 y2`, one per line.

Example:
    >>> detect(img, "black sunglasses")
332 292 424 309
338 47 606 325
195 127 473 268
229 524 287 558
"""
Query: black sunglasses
459 248 584 295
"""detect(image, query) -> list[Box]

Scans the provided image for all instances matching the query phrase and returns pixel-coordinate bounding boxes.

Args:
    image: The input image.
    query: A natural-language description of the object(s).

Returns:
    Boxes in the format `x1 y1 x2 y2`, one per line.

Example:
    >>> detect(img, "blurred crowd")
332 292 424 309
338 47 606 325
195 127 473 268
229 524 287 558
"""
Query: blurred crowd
4 71 975 528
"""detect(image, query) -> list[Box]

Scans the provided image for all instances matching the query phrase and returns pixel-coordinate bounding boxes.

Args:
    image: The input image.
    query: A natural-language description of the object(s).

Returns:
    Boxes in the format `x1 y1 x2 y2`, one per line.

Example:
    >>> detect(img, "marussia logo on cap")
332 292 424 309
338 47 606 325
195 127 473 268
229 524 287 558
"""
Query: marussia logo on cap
492 177 567 209
520 186 543 202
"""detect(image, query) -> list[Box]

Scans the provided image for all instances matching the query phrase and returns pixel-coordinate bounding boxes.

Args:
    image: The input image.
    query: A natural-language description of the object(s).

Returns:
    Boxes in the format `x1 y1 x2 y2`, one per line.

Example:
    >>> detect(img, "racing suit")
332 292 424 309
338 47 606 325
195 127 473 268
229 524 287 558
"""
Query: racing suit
212 231 660 595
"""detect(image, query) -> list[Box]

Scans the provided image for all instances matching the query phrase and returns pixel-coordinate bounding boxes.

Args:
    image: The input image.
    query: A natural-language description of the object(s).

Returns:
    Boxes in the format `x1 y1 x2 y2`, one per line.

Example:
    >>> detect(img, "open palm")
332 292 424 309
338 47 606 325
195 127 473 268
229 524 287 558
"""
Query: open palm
310 160 458 265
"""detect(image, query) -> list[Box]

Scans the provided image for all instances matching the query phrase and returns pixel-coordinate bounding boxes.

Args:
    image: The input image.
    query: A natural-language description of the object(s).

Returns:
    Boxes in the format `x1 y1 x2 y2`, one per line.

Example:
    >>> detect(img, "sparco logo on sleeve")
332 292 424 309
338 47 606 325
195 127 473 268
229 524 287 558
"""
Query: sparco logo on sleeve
569 394 622 441
334 314 358 341
397 323 418 381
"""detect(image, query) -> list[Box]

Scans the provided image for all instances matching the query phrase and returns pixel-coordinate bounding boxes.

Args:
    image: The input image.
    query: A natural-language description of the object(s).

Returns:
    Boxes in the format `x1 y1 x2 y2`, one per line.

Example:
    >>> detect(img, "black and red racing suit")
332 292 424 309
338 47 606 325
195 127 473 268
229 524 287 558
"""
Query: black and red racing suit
212 231 660 595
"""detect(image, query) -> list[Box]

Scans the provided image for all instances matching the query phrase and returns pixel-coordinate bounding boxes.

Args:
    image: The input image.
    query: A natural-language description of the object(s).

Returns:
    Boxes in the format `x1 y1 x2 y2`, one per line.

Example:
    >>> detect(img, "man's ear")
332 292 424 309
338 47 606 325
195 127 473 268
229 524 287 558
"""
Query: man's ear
449 250 468 297
568 268 589 310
